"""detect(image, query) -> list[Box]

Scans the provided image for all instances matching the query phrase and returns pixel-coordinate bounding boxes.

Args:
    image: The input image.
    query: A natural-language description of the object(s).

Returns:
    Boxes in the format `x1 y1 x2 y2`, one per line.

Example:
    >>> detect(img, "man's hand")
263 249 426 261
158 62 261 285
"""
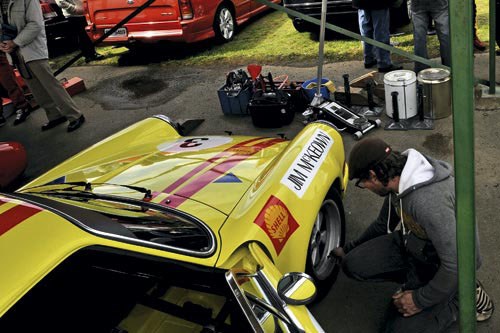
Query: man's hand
392 290 422 317
332 247 346 258
328 247 345 264
0 40 17 53
58 0 70 9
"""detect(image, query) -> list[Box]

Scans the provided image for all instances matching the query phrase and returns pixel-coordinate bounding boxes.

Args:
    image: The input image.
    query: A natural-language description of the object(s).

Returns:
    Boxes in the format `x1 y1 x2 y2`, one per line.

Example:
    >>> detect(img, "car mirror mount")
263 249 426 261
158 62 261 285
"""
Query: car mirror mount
277 272 317 306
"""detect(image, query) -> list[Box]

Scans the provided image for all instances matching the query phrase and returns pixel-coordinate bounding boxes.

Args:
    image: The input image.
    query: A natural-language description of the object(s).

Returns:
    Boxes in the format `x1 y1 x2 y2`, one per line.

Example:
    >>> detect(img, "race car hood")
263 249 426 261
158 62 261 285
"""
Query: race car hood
20 120 287 217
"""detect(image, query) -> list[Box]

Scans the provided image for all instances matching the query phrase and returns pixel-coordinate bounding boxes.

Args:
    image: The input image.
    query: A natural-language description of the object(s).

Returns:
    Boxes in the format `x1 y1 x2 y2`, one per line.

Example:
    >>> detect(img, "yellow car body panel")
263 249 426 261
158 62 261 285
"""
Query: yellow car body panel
3 116 345 331
219 122 345 273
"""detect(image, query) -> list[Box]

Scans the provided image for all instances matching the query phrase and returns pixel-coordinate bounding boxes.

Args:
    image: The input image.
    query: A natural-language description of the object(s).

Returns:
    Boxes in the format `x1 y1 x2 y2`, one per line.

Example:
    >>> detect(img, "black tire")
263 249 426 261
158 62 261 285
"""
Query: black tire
391 0 411 28
305 188 345 302
292 19 307 33
214 5 235 43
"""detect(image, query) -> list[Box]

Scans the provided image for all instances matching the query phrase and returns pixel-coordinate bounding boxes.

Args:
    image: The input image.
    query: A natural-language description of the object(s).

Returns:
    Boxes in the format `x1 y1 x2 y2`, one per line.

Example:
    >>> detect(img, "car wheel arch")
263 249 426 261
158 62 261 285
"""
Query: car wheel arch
305 185 345 302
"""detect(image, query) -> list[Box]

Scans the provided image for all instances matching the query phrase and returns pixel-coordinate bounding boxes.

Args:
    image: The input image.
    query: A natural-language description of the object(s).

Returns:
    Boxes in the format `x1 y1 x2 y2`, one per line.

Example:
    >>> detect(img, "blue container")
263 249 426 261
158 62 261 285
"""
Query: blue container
218 85 252 115
302 78 330 102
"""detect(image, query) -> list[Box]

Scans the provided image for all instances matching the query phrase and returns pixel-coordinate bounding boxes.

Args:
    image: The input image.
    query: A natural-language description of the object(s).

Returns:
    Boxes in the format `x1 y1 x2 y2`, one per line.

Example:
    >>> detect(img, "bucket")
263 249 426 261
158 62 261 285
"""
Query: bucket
302 78 331 102
417 68 451 119
383 70 417 119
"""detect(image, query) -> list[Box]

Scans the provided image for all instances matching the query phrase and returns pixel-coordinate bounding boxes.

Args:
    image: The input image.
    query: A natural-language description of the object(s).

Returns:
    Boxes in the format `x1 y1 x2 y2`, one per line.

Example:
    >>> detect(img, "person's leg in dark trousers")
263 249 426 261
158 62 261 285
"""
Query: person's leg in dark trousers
412 11 431 73
68 16 95 59
24 59 82 122
342 233 408 283
359 9 377 67
432 8 451 67
342 233 458 332
0 53 29 111
382 297 458 333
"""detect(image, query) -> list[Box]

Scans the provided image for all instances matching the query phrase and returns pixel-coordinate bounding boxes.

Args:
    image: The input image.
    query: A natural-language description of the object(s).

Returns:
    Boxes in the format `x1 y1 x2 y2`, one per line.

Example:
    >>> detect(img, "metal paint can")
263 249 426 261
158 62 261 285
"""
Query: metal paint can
417 68 452 119
383 70 417 119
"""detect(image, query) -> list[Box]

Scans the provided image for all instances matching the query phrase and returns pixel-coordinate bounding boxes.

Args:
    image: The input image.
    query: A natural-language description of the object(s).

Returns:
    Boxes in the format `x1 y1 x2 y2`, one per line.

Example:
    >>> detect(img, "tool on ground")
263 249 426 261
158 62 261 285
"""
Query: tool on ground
408 84 434 130
247 64 262 82
303 100 381 140
343 74 352 108
385 91 408 130
356 80 384 117
248 72 294 128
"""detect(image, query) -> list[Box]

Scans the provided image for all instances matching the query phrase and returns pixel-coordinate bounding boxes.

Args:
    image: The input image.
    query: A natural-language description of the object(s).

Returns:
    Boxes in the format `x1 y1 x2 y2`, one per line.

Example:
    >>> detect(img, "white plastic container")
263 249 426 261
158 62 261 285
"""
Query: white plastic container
383 70 417 119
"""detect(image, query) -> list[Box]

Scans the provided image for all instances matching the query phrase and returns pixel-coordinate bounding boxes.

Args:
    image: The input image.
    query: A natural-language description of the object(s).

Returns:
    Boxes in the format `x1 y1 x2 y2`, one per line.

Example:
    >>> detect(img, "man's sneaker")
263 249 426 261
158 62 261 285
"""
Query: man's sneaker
13 107 31 126
476 281 494 322
0 115 5 127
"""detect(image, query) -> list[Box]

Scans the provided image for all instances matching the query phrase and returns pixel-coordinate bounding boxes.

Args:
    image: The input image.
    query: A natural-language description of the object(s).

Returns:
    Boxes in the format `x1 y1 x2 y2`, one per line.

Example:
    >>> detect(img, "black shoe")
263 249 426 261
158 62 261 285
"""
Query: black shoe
0 115 5 127
364 60 377 69
41 116 67 131
85 53 105 63
13 107 31 125
67 115 85 132
379 64 403 73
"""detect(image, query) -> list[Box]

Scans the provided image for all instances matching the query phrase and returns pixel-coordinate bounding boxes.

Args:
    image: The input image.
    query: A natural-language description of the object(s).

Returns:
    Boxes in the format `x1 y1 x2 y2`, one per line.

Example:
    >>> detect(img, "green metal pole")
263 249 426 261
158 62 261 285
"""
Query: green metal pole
449 0 477 331
490 0 497 94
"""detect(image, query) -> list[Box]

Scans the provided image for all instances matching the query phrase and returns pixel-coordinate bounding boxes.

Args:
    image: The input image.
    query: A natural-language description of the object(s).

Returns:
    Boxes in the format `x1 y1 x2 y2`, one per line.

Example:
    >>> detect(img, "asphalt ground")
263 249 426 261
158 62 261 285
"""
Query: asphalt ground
0 53 499 332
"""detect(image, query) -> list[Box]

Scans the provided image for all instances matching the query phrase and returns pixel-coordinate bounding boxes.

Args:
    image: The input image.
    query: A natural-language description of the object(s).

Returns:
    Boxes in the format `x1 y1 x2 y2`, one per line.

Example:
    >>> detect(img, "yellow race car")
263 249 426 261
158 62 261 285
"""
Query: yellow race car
0 116 348 333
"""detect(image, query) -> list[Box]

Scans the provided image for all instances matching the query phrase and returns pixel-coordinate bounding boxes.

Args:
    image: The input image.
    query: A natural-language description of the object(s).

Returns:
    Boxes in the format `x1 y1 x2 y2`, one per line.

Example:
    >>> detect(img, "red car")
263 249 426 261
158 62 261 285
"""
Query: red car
0 142 26 189
84 0 281 45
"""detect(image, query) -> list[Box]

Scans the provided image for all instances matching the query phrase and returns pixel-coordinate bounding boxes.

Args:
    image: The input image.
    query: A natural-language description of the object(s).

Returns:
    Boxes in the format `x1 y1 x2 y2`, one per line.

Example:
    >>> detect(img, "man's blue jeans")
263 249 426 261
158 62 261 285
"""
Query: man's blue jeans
412 9 451 73
358 8 392 69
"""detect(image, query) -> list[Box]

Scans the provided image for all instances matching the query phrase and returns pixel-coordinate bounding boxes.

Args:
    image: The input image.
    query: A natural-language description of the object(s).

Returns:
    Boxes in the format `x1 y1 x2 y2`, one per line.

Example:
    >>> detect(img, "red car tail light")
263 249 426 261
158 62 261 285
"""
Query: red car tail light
178 0 193 20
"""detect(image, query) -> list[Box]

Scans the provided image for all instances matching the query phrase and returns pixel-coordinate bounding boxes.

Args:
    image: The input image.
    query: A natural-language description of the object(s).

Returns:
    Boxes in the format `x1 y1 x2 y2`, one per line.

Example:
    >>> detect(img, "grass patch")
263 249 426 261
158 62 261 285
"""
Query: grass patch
50 0 491 69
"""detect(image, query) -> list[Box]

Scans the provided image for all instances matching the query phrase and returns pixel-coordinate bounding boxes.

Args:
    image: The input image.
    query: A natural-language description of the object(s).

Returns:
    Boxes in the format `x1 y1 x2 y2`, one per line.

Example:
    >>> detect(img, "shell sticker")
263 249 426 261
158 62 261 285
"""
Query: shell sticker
254 195 299 255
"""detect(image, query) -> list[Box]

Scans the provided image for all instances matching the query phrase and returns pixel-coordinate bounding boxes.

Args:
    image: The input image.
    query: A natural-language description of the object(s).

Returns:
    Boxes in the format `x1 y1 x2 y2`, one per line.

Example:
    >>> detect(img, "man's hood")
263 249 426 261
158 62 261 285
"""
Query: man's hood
398 149 452 197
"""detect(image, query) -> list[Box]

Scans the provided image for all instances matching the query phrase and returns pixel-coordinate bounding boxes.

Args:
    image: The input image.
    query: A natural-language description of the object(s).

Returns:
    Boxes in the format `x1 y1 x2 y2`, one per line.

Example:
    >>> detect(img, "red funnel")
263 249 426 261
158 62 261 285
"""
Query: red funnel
247 64 262 81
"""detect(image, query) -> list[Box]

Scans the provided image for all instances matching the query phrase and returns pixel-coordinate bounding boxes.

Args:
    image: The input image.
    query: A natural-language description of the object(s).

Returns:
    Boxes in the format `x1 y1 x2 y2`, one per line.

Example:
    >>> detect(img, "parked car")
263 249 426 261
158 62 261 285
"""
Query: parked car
0 115 347 332
0 142 26 189
40 0 72 44
84 0 282 45
283 0 411 33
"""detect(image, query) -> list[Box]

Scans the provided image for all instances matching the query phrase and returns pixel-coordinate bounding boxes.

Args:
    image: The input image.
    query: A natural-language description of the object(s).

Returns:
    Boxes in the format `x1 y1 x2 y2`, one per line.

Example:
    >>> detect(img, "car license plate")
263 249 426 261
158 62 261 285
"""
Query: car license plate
104 27 127 38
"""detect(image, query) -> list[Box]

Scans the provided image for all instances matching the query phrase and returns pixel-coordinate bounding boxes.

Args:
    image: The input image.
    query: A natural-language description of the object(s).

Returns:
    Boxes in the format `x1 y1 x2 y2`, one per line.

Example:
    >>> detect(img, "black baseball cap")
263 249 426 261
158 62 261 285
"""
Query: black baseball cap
348 138 392 180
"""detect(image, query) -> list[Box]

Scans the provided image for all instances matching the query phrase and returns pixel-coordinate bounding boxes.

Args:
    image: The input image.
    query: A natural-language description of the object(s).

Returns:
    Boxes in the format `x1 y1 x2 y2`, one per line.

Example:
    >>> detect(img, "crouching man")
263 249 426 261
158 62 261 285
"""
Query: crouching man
334 138 493 332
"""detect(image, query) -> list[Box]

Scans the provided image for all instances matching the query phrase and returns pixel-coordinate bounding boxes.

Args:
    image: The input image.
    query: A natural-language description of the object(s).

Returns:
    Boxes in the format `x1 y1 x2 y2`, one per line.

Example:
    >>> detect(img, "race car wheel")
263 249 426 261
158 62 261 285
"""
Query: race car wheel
306 189 345 301
214 5 235 43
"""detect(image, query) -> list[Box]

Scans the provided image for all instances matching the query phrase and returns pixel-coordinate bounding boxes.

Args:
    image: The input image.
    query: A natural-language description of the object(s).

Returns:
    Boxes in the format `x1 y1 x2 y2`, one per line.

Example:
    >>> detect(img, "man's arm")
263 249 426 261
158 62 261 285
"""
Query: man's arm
411 188 458 309
343 195 399 253
12 0 45 48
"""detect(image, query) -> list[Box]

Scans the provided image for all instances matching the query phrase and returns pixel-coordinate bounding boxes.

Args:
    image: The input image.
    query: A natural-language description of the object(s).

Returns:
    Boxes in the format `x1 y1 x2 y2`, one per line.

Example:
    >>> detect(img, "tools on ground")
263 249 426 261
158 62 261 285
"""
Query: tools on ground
248 72 295 128
384 91 408 130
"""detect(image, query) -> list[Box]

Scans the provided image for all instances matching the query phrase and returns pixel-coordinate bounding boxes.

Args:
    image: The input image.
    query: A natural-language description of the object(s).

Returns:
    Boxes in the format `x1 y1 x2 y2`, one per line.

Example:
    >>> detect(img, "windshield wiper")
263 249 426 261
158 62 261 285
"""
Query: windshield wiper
22 181 153 201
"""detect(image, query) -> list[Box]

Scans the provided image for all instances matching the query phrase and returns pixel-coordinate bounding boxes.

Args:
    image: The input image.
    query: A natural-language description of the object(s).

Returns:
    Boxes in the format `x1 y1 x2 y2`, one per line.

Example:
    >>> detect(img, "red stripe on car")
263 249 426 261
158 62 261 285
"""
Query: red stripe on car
161 137 266 195
0 202 42 236
165 138 284 208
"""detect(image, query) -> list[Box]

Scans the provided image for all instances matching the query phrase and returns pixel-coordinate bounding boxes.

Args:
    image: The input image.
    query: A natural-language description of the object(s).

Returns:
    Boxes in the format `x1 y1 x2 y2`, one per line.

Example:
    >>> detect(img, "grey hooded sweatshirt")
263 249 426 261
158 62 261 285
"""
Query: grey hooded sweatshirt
344 149 481 309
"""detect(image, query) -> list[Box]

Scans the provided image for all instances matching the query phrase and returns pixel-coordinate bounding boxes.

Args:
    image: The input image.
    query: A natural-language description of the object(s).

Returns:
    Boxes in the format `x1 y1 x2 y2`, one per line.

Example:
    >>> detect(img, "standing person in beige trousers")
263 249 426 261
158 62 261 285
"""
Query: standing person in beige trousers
0 0 85 132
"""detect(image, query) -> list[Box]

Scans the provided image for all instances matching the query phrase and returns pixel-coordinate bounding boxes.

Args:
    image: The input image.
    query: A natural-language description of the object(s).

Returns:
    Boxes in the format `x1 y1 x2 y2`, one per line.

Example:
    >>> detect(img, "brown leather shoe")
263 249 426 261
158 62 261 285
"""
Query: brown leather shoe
67 115 85 132
41 116 67 131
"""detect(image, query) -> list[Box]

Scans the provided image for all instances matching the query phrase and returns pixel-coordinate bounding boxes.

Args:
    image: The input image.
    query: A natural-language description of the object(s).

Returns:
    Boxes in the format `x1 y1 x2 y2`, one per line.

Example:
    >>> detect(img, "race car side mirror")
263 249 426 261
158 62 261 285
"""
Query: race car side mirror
277 272 317 306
